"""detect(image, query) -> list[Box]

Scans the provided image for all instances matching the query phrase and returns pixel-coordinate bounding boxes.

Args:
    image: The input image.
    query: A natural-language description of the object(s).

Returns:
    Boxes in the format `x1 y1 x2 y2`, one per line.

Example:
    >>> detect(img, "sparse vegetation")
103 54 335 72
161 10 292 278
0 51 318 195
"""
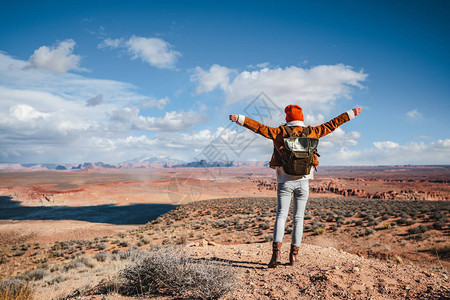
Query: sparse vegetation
23 269 49 281
315 228 325 235
104 248 237 299
0 195 448 299
94 251 109 262
0 279 33 300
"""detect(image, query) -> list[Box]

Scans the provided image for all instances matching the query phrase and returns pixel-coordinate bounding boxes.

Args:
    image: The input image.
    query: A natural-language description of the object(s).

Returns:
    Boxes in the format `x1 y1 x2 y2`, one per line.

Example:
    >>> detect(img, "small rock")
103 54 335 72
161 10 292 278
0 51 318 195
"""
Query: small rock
335 266 340 270
352 266 360 272
423 271 431 277
405 285 410 290
207 241 218 246
185 242 195 247
281 286 289 293
200 239 208 247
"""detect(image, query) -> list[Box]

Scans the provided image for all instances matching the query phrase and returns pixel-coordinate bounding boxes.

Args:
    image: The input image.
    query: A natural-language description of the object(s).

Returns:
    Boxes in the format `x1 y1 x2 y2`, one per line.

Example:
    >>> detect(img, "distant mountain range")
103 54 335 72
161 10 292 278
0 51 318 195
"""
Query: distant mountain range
0 157 269 170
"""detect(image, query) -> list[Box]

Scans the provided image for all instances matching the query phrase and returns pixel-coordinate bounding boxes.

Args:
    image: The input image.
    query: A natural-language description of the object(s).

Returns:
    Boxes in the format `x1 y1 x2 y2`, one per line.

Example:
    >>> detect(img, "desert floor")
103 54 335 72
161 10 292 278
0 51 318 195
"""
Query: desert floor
0 166 448 299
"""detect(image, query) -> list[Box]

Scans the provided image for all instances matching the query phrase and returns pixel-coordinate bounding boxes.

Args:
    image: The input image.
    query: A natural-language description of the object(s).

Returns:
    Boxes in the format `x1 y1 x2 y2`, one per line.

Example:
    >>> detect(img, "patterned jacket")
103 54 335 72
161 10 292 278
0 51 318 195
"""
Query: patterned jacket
236 110 355 170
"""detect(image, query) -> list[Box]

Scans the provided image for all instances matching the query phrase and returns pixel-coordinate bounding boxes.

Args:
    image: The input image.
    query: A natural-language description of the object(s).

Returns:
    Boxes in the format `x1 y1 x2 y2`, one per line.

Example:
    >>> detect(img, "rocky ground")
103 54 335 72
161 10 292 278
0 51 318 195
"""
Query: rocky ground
0 197 449 299
187 242 449 299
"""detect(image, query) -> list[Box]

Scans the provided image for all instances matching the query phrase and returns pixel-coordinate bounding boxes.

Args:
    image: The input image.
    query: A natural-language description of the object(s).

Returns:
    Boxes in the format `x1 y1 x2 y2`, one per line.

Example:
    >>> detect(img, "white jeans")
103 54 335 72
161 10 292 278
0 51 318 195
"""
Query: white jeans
273 180 309 246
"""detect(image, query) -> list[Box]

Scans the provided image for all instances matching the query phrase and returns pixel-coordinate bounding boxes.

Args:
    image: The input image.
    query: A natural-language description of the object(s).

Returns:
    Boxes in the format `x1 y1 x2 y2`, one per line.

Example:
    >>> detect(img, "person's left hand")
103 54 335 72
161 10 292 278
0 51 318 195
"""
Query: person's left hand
352 107 362 116
229 114 238 122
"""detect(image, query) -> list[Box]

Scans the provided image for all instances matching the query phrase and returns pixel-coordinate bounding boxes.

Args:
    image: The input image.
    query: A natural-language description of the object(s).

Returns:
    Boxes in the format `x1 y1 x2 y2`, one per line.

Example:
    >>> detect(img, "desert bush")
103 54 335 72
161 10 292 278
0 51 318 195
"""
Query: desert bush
46 274 66 285
119 241 129 247
408 225 429 235
117 248 237 299
50 266 60 272
381 214 390 220
396 218 407 225
234 223 243 230
0 279 33 300
141 236 152 244
0 256 8 265
64 257 95 271
433 220 445 230
405 219 415 226
264 234 273 242
315 228 325 235
365 228 375 235
94 251 109 262
355 220 363 226
13 251 25 257
344 211 354 217
176 235 188 245
24 268 49 281
260 222 270 230
114 249 144 261
213 220 226 228
97 243 108 250
420 245 450 260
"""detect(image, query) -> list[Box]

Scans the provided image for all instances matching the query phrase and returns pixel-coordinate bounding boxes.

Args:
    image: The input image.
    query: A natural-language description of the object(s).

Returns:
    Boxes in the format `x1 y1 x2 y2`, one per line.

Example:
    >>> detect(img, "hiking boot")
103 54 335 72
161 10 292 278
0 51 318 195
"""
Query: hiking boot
268 242 282 268
289 244 300 266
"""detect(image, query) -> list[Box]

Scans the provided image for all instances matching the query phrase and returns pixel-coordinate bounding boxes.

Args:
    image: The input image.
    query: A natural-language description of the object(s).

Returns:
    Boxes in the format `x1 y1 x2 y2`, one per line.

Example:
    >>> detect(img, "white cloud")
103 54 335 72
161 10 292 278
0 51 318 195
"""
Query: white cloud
406 109 422 118
304 113 325 125
99 36 181 69
29 39 83 74
9 104 50 121
142 97 170 109
98 38 123 49
191 64 367 111
326 139 450 165
319 128 361 150
110 107 207 132
190 64 235 93
373 141 401 150
0 52 207 163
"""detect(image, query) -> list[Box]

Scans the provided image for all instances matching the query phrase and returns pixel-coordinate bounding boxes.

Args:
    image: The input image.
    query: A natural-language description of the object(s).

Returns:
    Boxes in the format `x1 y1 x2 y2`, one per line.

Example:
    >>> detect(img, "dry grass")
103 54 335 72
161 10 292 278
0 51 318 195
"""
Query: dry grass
0 280 33 300
101 247 238 299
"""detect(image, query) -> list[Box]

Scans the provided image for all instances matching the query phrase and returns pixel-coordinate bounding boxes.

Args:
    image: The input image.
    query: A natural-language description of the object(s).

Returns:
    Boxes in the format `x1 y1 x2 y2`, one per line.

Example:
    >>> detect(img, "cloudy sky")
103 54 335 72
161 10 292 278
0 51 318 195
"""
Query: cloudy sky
0 0 449 165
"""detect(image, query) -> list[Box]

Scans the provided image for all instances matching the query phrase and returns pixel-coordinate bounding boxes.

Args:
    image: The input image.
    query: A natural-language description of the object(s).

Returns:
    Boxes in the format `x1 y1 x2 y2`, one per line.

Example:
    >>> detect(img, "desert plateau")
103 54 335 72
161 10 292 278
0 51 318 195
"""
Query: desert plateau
0 165 449 299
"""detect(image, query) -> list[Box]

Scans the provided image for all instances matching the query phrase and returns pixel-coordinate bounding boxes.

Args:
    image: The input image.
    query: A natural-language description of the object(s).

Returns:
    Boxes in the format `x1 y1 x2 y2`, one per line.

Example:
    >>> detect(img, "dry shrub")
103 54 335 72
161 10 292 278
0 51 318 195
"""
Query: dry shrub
315 228 325 235
94 251 109 262
0 279 33 300
24 268 49 281
117 248 237 299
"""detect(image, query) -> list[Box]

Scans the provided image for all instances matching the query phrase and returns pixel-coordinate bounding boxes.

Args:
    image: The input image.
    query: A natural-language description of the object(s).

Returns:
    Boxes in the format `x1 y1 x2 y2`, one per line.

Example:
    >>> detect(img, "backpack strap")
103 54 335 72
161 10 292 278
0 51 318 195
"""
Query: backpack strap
301 126 310 137
283 125 296 138
284 125 310 138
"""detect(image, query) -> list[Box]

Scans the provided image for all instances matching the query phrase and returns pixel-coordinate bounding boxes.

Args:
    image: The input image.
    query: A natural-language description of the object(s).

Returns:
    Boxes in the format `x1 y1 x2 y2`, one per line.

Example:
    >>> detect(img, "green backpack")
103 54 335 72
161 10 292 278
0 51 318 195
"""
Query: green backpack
276 126 319 176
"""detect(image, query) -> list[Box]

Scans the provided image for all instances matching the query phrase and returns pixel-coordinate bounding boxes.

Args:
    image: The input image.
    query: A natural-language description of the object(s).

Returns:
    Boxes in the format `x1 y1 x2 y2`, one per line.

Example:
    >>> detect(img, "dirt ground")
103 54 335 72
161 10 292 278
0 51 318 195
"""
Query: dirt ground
0 166 448 299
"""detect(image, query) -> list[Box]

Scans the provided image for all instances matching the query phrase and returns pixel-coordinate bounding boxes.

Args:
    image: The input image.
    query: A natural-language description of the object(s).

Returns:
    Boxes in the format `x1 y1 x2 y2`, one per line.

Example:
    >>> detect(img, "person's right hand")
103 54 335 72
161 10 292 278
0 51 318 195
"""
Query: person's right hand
352 107 362 116
229 114 238 122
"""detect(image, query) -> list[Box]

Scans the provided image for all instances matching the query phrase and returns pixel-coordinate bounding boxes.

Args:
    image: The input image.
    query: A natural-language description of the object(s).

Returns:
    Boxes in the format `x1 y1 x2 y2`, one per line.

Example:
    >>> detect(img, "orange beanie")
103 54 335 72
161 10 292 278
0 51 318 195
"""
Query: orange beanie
285 105 304 122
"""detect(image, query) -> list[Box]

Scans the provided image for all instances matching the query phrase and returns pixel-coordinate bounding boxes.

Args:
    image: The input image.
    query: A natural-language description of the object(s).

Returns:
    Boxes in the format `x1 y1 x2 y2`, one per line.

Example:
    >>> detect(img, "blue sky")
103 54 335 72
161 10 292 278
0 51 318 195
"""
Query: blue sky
0 0 449 165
